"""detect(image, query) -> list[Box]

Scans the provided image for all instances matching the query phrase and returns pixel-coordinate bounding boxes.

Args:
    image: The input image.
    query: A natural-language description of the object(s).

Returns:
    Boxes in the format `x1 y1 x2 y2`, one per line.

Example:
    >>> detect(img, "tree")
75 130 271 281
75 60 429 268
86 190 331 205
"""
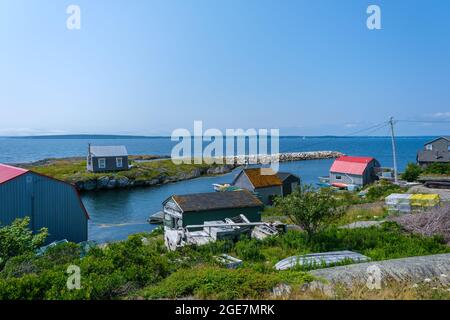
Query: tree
274 185 345 239
0 217 48 269
401 163 422 182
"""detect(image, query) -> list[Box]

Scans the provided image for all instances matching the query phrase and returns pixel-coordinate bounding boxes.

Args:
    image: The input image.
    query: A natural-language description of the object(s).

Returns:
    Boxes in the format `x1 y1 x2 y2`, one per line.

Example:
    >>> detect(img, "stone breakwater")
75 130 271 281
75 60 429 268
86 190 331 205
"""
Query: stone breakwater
225 151 344 164
74 151 343 191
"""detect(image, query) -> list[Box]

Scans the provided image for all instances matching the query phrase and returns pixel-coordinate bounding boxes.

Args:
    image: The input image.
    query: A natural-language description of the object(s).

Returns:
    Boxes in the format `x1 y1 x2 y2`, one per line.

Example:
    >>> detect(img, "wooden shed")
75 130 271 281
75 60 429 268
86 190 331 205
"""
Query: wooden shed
276 172 301 196
329 156 380 188
162 190 263 230
0 164 89 243
87 145 129 172
231 168 283 205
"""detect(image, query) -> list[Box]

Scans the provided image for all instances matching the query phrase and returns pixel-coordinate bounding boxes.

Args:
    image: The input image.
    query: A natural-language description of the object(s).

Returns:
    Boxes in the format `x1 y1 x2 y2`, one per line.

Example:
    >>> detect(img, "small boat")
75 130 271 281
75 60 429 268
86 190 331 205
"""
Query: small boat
213 183 229 191
148 211 164 224
274 250 370 271
317 176 330 187
213 183 242 192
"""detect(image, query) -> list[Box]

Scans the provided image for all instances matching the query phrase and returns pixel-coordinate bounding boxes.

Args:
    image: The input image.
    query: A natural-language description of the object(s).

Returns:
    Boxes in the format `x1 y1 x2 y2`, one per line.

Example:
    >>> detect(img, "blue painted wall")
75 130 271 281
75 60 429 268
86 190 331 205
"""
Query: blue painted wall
0 172 88 243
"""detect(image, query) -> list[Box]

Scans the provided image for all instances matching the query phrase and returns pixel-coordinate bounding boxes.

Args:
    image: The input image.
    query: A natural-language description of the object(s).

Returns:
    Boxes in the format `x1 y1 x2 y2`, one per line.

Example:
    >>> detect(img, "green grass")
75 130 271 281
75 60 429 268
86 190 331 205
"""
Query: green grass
1 220 449 300
30 158 227 185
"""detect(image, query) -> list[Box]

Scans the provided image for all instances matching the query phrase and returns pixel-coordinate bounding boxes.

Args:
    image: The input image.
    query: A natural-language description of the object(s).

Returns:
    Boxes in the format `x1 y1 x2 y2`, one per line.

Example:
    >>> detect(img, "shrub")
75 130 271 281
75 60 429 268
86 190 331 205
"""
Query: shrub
141 266 312 300
401 163 422 182
366 182 404 201
274 185 345 239
0 217 48 269
423 163 450 175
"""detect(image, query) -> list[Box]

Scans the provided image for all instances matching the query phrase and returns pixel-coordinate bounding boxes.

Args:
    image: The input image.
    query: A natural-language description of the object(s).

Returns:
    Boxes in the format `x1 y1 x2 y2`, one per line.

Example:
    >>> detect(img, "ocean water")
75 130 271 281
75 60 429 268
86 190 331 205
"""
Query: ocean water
0 136 433 242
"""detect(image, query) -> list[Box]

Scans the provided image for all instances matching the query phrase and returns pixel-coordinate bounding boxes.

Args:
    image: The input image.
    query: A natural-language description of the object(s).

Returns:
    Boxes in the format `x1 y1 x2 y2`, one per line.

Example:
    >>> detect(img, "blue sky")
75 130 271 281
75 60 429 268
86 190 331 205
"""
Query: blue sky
1 0 449 136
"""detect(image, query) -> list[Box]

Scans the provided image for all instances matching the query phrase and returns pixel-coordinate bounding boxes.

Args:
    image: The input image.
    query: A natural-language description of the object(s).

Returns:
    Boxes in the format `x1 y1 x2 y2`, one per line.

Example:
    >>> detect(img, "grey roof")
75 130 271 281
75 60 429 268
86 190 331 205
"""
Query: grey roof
89 145 128 157
168 190 263 212
276 172 300 182
424 136 450 145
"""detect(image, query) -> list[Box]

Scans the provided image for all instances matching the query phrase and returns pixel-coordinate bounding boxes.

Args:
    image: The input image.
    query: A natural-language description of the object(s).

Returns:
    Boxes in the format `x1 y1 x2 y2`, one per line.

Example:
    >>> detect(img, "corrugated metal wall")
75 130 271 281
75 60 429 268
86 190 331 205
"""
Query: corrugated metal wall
0 172 88 243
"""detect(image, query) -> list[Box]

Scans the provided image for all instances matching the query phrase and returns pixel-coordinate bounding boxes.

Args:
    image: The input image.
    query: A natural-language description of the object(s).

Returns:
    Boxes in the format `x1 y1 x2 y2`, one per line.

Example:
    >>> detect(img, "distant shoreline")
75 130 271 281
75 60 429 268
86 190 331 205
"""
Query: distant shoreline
0 134 438 139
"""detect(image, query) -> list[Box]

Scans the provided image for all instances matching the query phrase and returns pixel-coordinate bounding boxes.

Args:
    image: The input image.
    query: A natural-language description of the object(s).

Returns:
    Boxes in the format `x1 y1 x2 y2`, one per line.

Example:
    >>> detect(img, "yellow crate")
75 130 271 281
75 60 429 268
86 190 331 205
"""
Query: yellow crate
410 194 440 207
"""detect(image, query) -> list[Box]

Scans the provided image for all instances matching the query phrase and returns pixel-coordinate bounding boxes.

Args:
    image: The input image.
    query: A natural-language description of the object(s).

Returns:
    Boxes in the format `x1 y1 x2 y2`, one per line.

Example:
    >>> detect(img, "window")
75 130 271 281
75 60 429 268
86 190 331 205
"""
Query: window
98 158 106 169
425 144 433 151
291 182 298 191
116 157 123 168
336 175 342 180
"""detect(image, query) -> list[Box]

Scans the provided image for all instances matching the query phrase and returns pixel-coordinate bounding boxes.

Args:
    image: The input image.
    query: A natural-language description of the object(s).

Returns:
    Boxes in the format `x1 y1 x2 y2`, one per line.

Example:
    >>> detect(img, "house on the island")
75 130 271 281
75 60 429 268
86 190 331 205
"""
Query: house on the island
277 172 301 196
0 164 89 243
231 168 284 205
329 156 380 188
87 144 129 172
162 190 263 230
417 136 450 167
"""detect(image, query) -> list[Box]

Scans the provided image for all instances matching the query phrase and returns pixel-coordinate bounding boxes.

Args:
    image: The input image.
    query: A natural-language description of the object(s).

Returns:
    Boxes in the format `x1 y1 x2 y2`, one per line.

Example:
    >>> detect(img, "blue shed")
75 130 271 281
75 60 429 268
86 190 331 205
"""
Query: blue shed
0 164 89 243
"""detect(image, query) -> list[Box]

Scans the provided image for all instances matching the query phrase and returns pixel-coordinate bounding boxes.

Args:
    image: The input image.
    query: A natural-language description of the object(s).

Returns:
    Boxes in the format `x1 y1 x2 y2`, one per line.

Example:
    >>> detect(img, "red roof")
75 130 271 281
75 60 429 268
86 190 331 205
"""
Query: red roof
0 164 29 184
0 163 89 219
330 156 375 176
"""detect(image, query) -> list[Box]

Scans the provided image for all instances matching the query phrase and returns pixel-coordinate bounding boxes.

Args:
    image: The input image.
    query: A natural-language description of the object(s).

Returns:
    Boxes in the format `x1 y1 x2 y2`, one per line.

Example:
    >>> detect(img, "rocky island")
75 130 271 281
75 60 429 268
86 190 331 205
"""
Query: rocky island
21 151 343 191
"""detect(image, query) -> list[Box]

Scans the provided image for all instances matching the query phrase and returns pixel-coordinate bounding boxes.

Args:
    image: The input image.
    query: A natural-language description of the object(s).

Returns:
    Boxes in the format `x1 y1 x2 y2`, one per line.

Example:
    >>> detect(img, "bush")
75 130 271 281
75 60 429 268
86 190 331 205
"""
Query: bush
0 217 48 269
401 163 422 182
423 163 450 175
365 182 404 201
141 266 312 299
274 185 345 239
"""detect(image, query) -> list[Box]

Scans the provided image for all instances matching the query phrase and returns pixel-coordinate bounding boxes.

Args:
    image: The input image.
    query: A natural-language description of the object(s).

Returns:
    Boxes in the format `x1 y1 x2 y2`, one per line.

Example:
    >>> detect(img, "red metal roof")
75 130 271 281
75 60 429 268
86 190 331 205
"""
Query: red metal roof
330 156 375 176
0 164 29 184
0 164 89 219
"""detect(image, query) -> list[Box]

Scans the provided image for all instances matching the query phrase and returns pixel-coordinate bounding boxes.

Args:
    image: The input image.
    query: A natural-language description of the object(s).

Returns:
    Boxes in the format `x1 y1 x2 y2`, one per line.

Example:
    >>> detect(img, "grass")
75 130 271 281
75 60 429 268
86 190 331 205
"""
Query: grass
29 158 229 185
293 279 450 300
336 205 387 225
0 221 449 300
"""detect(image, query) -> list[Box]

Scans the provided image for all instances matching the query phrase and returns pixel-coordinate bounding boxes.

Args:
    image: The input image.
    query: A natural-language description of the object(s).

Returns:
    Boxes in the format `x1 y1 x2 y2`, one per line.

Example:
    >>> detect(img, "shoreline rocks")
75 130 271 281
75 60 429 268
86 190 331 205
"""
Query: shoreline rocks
74 164 236 191
28 151 343 192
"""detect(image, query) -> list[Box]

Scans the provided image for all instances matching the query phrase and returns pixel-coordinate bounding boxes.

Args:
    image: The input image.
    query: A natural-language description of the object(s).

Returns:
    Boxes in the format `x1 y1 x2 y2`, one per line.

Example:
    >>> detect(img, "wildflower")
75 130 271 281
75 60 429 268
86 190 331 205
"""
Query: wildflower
440 274 448 278
411 283 419 288
423 278 432 283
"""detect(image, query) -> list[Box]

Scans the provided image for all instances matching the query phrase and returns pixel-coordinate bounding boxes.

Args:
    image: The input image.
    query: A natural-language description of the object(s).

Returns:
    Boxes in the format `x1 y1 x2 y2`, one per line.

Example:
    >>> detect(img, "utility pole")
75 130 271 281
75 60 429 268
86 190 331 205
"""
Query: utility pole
389 117 398 183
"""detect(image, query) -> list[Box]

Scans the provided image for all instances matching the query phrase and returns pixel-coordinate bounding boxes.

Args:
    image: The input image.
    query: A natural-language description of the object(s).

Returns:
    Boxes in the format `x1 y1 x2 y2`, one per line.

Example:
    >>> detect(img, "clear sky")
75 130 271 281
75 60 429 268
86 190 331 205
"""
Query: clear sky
1 0 449 136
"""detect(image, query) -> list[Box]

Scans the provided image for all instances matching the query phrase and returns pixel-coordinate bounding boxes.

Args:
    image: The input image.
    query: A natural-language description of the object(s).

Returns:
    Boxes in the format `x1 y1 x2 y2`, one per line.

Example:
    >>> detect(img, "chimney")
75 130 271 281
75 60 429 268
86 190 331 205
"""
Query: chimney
88 143 91 155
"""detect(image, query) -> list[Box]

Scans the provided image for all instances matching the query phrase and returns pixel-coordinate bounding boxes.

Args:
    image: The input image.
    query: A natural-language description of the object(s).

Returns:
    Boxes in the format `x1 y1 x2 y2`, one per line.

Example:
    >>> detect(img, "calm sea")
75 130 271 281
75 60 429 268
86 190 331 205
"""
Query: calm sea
0 136 432 242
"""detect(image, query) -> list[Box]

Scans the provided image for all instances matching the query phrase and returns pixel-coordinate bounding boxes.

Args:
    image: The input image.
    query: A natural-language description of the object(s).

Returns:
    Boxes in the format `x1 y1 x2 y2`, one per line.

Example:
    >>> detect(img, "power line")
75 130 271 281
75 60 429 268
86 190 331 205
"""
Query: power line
397 119 450 123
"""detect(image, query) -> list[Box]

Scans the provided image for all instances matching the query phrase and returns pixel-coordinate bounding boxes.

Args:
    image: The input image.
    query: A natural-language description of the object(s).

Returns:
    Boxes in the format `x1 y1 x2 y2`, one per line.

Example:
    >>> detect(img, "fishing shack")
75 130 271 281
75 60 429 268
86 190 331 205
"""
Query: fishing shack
162 190 264 250
329 156 381 189
163 190 263 229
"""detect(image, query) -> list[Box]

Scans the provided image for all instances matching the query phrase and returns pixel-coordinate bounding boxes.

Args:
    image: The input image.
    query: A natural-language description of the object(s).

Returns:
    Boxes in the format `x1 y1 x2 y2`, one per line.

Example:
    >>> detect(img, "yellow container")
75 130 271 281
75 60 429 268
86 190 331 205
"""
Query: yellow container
409 194 440 207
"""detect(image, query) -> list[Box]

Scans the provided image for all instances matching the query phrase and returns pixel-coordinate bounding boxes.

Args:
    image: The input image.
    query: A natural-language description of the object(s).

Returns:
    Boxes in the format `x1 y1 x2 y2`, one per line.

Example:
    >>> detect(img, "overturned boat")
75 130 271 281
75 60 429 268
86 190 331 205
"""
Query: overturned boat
274 250 370 271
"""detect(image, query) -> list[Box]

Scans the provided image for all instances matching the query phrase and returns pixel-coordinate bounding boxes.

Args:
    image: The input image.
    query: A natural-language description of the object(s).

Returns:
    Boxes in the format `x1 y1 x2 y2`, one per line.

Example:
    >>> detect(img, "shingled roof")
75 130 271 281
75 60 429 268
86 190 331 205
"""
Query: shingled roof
237 168 283 188
169 190 263 212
